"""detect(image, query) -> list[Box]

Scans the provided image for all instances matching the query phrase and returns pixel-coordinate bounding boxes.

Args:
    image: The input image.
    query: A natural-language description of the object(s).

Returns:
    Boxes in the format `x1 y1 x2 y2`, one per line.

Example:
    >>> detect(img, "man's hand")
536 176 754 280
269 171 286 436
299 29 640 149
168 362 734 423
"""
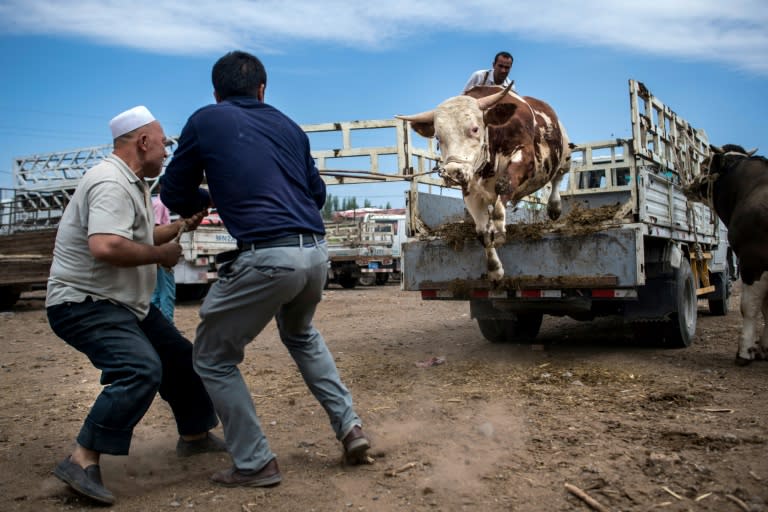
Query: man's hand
183 209 208 232
157 241 183 268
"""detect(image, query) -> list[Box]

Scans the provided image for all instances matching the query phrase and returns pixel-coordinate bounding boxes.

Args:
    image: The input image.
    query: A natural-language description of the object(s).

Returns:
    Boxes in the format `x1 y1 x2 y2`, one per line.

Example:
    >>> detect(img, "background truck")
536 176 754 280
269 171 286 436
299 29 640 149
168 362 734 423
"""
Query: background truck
401 79 732 347
324 212 403 288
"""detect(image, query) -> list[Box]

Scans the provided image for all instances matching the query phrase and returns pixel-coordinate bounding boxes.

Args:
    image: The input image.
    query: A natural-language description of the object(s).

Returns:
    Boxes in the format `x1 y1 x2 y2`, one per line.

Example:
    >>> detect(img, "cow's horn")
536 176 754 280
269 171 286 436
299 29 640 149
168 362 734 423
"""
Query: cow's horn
477 82 514 110
710 144 724 154
747 147 758 156
396 111 435 123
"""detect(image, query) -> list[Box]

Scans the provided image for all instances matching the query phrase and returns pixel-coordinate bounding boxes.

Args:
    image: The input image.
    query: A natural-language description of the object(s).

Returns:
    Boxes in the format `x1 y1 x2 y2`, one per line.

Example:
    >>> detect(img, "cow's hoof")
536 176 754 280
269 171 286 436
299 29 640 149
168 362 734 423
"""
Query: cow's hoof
493 232 507 246
734 355 753 366
487 269 504 282
547 209 561 221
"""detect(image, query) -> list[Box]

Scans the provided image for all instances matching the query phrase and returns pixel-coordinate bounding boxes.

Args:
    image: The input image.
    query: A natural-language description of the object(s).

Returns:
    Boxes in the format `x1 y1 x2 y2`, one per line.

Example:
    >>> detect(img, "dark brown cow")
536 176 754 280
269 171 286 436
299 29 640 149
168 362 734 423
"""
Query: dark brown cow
397 85 571 280
685 144 768 365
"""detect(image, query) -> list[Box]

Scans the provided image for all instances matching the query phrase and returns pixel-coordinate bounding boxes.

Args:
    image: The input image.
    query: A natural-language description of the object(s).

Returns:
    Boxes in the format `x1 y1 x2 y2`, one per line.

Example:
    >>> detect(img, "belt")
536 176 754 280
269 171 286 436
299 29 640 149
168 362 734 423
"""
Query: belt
237 233 325 251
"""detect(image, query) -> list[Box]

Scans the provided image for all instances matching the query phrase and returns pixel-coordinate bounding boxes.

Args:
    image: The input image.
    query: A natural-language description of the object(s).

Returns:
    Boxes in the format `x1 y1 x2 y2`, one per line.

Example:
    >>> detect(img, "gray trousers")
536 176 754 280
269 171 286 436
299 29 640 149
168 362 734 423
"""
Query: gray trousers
193 239 361 471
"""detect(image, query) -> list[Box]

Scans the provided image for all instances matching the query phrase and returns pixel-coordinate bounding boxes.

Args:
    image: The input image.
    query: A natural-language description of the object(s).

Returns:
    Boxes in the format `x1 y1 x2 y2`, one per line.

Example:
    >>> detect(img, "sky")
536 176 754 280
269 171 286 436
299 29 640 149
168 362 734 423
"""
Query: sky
0 0 766 208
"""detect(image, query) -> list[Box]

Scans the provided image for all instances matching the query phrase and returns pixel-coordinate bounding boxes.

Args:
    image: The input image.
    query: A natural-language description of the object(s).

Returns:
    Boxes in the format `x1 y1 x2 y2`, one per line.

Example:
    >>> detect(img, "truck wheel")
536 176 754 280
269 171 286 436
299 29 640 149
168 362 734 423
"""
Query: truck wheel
375 273 389 285
476 313 543 344
338 275 359 289
0 286 22 309
707 270 730 316
359 274 376 286
662 258 697 348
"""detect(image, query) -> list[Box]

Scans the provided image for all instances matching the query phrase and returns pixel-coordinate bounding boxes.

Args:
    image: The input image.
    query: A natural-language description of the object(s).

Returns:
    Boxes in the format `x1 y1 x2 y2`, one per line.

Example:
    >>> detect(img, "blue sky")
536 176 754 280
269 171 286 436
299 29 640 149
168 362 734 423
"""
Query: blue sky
1 0 766 208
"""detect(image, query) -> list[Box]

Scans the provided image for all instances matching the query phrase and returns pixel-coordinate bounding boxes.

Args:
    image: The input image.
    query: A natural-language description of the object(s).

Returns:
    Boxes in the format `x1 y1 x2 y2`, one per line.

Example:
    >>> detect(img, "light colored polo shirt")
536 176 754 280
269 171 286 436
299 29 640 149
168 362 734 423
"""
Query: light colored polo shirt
463 69 514 93
46 154 157 319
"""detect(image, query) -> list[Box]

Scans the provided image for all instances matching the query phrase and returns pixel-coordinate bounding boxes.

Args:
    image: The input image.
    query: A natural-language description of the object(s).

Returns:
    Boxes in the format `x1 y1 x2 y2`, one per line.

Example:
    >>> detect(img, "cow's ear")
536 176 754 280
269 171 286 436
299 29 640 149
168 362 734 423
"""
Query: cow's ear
410 122 436 138
485 104 518 126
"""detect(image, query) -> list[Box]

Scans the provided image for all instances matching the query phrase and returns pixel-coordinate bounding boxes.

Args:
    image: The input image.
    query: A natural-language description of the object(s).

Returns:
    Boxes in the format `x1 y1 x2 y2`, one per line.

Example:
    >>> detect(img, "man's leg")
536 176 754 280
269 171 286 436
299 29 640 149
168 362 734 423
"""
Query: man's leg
194 250 292 472
48 299 162 455
139 305 219 436
47 299 163 503
151 268 176 322
276 244 362 440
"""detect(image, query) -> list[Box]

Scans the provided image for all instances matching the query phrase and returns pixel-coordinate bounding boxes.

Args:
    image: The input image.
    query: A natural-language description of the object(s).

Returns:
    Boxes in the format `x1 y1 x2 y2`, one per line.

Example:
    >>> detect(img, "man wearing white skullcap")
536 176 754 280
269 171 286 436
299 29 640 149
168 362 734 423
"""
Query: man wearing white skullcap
45 106 225 504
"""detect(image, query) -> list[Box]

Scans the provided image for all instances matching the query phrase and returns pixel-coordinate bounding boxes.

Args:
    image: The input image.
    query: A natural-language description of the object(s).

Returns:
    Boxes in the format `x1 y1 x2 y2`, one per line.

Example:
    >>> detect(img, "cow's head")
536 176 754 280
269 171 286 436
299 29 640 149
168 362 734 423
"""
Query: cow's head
706 144 758 176
397 85 517 189
684 144 758 205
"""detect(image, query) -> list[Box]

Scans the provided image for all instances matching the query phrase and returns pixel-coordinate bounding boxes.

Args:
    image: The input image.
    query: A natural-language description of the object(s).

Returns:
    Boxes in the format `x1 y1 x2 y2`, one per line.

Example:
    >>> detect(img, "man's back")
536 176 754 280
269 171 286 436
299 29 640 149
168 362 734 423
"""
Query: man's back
162 97 326 243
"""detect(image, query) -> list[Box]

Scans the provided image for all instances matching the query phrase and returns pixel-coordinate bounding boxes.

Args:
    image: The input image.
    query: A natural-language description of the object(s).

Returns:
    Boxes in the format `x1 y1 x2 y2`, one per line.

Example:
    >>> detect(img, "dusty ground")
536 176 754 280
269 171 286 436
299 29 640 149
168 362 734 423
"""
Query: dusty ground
0 281 766 512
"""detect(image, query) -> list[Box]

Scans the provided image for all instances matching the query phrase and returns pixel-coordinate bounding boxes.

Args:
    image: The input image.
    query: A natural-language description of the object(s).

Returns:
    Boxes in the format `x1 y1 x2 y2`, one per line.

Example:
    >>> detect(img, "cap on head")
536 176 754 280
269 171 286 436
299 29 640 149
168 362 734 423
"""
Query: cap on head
109 105 156 139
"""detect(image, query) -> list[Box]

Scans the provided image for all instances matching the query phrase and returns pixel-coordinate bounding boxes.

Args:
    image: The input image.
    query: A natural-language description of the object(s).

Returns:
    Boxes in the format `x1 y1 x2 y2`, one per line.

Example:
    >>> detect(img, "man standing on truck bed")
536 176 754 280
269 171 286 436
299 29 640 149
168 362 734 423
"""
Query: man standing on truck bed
160 50 370 488
463 51 515 93
45 106 226 505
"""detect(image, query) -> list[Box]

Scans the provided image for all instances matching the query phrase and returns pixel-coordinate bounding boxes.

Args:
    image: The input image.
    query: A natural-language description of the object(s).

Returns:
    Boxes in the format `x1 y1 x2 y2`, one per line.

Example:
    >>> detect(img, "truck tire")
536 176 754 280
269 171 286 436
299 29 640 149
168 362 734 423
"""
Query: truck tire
661 258 697 348
359 274 376 286
338 275 359 289
476 313 543 344
0 286 22 309
707 269 730 316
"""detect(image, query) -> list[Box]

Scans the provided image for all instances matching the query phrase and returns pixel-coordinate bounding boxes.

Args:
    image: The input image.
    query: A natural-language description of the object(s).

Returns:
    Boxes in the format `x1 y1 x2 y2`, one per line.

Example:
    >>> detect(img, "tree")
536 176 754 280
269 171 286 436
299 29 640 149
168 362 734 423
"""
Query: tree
322 193 335 219
385 201 391 209
363 198 372 208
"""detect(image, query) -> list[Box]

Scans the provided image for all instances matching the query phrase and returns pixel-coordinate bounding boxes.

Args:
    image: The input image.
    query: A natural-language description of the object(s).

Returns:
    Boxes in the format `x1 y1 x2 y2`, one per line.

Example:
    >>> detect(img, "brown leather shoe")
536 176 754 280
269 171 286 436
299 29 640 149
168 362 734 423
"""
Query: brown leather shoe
211 458 282 488
342 425 370 463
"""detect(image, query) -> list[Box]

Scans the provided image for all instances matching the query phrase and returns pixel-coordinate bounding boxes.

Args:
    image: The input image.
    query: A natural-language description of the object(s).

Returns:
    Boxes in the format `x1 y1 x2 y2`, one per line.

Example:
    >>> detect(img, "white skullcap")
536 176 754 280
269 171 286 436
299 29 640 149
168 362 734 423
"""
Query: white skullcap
109 105 156 139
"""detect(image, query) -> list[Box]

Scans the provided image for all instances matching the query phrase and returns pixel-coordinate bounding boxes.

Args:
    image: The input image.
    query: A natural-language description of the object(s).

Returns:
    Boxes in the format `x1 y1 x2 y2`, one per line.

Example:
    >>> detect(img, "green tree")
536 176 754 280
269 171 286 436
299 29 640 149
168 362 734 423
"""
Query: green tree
385 201 391 209
322 193 335 219
363 198 372 208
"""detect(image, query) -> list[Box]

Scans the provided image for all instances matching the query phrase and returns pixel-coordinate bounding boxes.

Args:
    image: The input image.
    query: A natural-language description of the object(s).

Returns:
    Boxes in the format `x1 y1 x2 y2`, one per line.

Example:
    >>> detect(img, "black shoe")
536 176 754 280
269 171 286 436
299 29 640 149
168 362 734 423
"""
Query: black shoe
342 425 371 464
53 457 115 505
176 432 228 457
211 458 282 487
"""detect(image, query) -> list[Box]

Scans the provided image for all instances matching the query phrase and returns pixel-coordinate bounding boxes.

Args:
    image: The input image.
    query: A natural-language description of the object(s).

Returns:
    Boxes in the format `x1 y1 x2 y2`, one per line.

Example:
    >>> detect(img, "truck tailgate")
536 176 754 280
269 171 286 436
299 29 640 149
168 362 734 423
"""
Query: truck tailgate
402 224 645 291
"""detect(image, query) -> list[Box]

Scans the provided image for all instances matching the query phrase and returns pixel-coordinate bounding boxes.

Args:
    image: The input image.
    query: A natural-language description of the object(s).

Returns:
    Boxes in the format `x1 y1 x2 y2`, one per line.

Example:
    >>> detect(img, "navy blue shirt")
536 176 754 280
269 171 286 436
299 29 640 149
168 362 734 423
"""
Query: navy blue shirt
161 97 326 243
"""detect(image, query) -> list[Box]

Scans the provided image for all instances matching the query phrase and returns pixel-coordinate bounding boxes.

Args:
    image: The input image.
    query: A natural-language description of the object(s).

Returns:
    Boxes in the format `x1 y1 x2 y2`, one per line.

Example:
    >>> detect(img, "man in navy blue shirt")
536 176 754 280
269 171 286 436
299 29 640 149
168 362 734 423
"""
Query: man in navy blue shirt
161 50 370 488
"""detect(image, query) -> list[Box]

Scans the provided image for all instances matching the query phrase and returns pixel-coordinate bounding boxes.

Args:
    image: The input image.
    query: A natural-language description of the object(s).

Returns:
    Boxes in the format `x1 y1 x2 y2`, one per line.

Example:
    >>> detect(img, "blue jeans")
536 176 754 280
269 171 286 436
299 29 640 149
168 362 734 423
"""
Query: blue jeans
47 298 218 455
193 239 361 471
151 267 176 322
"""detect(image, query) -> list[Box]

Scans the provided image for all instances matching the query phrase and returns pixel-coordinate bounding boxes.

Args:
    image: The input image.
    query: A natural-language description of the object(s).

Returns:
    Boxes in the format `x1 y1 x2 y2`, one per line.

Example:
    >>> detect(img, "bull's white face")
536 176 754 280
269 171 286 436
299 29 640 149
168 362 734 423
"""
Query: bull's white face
433 96 486 185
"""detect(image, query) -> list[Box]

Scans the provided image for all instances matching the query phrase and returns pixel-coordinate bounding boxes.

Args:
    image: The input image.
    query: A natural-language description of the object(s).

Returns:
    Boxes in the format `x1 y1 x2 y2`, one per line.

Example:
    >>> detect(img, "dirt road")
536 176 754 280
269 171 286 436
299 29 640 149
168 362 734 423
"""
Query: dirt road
1 282 766 511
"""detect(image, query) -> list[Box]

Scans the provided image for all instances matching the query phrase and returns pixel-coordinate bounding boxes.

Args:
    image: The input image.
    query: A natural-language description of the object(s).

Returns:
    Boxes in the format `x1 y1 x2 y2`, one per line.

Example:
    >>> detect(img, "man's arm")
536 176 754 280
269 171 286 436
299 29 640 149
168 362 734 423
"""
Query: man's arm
463 70 483 93
88 234 181 268
152 211 208 245
160 119 211 217
304 135 327 209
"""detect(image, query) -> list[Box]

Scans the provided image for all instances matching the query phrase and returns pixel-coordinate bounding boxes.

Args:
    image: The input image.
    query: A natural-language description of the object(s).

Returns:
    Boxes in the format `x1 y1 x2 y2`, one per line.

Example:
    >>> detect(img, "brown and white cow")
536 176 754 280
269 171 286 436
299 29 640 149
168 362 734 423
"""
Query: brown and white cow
397 85 571 280
685 144 768 365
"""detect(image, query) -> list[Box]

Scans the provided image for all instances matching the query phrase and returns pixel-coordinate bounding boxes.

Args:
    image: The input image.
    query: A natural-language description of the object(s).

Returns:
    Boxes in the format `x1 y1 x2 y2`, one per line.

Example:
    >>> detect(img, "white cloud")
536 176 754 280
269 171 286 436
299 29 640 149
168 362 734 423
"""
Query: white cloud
1 0 766 74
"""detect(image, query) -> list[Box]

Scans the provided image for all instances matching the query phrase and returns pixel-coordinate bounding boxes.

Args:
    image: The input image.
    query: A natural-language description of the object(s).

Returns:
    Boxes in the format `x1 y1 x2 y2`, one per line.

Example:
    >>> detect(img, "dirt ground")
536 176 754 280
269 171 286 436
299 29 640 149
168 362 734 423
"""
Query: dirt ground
0 281 766 512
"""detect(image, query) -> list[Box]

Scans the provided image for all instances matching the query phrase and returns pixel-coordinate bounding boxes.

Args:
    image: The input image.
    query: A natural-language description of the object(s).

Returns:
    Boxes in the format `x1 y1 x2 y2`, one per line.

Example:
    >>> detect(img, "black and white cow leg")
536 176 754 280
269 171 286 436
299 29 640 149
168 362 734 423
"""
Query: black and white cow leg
736 275 768 365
